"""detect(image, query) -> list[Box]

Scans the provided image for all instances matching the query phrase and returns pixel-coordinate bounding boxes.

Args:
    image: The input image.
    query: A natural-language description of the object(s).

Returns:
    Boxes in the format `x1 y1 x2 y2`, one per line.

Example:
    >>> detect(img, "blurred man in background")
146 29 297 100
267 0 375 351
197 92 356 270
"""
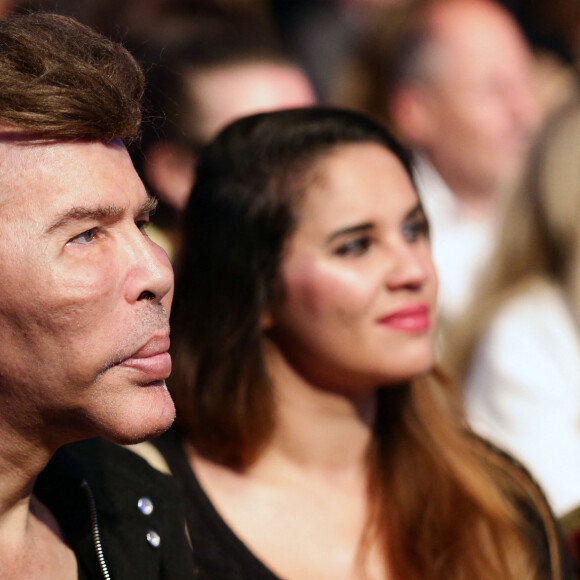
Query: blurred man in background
136 15 316 256
340 0 541 324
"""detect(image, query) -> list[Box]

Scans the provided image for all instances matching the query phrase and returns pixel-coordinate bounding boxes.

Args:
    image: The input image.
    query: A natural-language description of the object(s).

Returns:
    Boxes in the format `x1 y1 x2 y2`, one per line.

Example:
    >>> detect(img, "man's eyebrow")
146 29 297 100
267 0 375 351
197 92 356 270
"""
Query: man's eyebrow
326 222 374 244
46 205 124 234
46 196 158 234
141 195 158 216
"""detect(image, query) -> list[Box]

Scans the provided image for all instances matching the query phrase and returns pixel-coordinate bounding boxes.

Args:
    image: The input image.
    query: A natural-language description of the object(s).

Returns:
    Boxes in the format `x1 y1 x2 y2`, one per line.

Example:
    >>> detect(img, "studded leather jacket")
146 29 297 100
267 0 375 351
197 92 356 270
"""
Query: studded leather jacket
35 437 199 580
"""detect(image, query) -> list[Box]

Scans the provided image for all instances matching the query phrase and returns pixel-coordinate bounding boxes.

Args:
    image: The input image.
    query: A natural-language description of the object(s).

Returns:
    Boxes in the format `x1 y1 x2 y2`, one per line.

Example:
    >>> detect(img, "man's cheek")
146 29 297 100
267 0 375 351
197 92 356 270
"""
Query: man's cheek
41 287 111 335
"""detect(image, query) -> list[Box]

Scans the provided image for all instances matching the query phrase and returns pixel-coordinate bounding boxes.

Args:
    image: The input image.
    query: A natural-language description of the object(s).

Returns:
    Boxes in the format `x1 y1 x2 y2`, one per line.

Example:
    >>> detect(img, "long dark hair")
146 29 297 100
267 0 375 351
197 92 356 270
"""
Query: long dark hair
170 107 562 579
170 107 410 465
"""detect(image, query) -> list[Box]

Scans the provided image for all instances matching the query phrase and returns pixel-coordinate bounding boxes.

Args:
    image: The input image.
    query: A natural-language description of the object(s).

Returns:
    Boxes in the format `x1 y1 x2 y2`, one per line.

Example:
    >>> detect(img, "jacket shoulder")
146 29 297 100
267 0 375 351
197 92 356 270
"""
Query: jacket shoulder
56 437 201 580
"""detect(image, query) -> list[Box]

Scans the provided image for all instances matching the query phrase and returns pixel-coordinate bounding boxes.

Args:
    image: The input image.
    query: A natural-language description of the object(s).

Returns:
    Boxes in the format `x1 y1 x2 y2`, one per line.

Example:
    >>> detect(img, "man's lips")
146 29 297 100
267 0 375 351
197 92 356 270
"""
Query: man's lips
378 304 431 332
118 335 172 381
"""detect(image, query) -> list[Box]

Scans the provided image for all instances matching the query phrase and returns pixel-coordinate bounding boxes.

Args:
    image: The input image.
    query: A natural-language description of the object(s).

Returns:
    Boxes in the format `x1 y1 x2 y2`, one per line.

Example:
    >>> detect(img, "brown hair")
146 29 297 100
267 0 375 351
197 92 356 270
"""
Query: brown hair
0 12 143 142
170 107 563 580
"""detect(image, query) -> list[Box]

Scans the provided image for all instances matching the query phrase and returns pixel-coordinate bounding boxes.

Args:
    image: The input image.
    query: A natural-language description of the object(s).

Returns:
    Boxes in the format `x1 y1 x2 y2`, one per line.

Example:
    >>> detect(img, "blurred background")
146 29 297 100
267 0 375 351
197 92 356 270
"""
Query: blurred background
10 0 580 562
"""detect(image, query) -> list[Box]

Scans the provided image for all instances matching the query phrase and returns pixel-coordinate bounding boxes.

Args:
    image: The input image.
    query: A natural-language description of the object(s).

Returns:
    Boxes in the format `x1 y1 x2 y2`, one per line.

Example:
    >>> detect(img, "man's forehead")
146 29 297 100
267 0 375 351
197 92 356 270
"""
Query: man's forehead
0 138 144 212
0 140 78 192
0 142 48 209
0 138 45 169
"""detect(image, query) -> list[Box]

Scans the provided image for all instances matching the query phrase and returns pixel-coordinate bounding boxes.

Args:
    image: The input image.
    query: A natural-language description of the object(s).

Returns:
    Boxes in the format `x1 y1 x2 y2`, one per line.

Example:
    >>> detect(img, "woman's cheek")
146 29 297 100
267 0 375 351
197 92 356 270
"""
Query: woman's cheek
284 258 372 322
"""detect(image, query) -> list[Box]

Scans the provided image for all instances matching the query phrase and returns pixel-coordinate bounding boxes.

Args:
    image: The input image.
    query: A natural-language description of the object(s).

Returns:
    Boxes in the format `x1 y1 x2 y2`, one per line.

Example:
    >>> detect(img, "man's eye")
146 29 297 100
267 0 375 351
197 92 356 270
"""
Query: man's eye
67 229 97 245
334 237 371 256
136 219 150 233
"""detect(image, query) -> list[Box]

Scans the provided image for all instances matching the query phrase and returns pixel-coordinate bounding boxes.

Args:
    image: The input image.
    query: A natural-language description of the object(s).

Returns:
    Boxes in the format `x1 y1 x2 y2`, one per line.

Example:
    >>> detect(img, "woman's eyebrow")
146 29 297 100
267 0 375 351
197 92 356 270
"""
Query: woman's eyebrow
405 202 426 221
326 222 374 244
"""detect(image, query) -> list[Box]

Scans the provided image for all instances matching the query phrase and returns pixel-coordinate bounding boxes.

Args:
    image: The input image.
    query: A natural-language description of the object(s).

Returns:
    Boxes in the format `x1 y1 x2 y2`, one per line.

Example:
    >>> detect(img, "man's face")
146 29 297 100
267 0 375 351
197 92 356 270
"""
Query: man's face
0 139 175 447
188 62 316 144
412 0 540 196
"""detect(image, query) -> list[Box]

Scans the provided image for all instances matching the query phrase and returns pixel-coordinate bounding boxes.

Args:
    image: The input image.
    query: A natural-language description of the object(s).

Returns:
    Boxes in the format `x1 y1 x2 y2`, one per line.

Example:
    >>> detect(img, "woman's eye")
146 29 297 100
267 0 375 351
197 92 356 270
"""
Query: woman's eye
334 237 371 256
402 218 429 243
67 229 97 245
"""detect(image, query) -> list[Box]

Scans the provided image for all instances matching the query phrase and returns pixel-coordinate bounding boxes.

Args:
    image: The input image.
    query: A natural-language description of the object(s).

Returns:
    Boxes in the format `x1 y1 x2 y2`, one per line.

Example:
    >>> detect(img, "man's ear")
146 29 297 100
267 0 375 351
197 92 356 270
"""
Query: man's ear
144 141 196 211
389 83 438 146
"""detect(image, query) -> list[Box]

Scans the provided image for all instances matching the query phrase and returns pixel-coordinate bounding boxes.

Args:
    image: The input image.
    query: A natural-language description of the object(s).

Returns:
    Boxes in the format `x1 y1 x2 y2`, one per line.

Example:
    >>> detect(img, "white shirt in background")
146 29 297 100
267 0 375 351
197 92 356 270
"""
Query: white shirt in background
413 156 495 323
466 279 580 517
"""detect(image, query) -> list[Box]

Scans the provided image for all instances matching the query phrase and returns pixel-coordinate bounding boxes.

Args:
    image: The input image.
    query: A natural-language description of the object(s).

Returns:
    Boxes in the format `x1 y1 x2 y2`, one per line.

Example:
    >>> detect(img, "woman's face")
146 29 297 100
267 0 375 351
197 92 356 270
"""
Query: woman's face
266 142 438 393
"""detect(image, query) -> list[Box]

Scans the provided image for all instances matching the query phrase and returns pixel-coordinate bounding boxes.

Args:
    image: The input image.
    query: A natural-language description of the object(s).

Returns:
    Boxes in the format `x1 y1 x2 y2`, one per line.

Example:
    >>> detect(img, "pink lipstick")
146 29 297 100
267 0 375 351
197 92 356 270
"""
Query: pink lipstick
378 304 431 332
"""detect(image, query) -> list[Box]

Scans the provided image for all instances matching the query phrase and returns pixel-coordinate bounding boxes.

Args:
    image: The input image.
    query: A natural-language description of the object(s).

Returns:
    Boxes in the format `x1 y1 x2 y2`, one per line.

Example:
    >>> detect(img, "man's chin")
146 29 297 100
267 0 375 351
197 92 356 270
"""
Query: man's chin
102 387 176 445
106 414 176 446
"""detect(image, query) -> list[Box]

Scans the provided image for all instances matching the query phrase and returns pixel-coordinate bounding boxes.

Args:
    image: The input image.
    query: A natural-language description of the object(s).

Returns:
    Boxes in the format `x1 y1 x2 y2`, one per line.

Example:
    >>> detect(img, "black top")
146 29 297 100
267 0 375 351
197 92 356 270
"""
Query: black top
35 437 199 580
153 427 573 580
153 428 282 580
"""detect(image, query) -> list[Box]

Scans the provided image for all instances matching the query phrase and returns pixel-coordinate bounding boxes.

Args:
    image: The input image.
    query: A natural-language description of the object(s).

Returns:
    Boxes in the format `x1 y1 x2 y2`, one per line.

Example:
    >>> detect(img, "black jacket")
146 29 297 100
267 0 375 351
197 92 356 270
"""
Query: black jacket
35 437 199 580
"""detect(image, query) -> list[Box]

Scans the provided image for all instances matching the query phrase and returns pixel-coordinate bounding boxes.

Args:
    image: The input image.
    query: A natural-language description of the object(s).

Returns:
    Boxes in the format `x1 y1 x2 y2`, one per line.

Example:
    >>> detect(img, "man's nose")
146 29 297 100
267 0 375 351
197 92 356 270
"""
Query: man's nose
125 232 174 306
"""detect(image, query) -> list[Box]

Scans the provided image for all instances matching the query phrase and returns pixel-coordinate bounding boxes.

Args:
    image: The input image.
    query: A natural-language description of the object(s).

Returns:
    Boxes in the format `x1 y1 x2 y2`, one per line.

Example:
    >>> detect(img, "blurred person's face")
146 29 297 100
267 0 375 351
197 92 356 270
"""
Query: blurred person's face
404 0 540 197
147 62 316 213
0 139 175 448
188 62 316 144
265 143 437 395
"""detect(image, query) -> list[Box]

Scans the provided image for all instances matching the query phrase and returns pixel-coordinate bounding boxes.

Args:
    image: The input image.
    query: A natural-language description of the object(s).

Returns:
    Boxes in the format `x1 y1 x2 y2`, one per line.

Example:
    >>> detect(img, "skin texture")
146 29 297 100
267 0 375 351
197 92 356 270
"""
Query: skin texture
192 143 437 580
0 139 175 451
393 0 540 209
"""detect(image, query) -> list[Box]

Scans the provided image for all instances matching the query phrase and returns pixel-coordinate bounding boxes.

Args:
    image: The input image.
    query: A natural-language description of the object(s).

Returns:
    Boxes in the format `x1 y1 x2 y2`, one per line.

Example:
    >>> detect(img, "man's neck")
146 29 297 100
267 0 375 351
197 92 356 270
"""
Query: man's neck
0 494 77 580
0 425 77 579
426 158 500 219
0 427 50 516
446 184 496 218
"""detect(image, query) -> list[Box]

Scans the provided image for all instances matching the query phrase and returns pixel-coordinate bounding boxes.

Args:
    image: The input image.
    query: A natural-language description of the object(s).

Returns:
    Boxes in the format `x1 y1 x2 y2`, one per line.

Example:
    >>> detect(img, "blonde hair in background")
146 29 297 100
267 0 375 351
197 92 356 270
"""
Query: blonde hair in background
445 95 580 386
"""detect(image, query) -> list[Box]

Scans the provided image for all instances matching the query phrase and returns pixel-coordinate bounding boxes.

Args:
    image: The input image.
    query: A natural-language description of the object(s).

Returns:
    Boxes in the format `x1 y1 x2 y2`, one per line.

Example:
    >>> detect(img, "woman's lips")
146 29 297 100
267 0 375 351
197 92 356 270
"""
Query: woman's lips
378 304 431 332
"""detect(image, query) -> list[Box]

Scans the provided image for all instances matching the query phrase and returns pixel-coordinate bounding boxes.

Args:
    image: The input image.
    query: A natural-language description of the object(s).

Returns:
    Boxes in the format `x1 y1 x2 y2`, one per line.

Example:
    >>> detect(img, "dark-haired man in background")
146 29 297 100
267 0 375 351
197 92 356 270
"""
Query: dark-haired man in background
0 12 194 580
133 14 315 258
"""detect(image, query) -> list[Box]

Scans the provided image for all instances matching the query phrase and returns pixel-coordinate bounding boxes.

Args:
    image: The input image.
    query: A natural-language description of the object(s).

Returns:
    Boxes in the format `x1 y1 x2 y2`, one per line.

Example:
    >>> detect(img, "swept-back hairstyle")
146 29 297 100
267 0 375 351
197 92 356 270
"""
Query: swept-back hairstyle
170 107 563 580
0 12 143 142
447 96 580 382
